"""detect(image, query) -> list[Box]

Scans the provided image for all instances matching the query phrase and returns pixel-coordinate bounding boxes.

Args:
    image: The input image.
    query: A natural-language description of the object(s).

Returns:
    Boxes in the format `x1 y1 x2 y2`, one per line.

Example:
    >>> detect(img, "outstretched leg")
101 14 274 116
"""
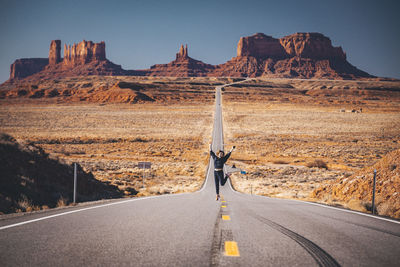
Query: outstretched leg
221 172 229 186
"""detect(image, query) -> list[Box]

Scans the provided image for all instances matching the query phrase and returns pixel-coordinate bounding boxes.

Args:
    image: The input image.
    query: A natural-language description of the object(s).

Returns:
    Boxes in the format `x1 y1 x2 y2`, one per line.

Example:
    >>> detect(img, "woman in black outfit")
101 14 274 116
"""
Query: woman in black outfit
210 145 235 200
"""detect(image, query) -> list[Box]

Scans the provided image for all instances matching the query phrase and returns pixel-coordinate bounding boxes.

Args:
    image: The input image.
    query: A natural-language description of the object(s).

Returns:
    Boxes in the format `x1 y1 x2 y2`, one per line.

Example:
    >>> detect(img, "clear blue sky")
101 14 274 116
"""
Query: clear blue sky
1 0 399 82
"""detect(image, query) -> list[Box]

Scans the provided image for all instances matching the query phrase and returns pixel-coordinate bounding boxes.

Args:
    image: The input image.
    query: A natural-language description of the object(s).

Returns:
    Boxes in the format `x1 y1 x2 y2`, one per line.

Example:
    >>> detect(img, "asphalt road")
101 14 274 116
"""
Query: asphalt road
1 81 400 266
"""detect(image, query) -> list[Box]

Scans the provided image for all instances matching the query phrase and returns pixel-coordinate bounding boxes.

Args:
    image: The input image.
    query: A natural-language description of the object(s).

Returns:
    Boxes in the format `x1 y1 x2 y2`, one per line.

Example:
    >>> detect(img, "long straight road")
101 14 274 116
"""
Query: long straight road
1 81 400 266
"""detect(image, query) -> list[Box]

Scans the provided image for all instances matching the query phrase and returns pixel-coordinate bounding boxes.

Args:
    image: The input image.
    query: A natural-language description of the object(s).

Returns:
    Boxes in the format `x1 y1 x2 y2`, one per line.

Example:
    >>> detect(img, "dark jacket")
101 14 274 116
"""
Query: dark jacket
210 150 231 169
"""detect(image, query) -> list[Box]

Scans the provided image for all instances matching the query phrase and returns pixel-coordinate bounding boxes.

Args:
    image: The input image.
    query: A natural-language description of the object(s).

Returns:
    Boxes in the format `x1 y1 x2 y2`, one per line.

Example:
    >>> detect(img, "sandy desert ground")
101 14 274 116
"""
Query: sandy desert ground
1 76 399 216
224 102 400 197
0 103 213 197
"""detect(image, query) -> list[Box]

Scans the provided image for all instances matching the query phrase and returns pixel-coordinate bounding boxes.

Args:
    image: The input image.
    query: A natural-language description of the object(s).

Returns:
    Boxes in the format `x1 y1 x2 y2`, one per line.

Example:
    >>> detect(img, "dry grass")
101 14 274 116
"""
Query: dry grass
0 102 213 197
1 76 400 216
56 197 68 208
224 98 400 202
307 160 328 169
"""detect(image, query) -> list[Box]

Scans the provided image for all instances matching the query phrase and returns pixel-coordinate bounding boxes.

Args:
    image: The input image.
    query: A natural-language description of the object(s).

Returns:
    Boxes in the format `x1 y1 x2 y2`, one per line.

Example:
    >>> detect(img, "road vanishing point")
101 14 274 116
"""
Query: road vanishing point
1 80 400 266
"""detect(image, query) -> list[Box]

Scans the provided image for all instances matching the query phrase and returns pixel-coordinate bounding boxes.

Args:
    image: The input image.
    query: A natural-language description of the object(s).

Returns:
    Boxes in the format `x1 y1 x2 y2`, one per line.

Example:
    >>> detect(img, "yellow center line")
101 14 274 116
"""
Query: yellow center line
222 215 230 220
221 200 226 203
221 205 227 208
225 241 240 256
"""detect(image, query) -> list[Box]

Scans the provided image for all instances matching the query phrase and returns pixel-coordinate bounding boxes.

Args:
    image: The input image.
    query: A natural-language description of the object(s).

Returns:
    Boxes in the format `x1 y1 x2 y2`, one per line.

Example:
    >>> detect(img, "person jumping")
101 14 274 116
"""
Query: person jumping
210 144 235 200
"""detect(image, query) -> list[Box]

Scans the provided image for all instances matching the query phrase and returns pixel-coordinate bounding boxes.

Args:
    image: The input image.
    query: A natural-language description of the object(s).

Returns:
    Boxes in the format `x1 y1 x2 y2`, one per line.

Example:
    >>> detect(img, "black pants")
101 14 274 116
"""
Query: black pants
214 170 228 194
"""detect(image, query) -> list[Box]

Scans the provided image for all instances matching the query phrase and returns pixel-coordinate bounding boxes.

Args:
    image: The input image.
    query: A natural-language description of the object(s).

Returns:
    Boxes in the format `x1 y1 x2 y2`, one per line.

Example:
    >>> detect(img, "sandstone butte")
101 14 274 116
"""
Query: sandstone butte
6 32 376 83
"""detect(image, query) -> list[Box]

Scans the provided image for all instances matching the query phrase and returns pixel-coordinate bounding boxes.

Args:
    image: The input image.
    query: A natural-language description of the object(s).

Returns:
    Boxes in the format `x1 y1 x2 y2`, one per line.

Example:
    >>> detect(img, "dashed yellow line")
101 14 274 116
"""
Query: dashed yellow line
222 215 230 220
221 200 226 203
221 205 227 208
225 241 240 256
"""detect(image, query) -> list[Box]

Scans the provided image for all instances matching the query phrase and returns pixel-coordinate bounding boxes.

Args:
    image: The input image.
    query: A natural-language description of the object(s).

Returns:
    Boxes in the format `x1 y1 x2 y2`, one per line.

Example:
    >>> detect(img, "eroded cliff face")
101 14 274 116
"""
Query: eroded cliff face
63 40 106 66
10 58 49 79
147 44 215 77
6 32 374 82
49 40 61 65
279 32 346 60
8 40 128 81
211 32 371 79
237 33 287 59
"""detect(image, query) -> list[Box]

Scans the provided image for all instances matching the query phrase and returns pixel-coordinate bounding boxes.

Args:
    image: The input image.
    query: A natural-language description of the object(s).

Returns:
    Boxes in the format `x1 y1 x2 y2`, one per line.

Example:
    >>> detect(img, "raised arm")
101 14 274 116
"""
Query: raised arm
210 144 216 159
222 146 235 162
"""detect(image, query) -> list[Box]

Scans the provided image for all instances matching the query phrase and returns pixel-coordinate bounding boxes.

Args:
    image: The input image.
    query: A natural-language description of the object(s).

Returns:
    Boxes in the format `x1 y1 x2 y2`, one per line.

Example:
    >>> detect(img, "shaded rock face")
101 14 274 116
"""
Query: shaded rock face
237 33 287 59
10 58 49 79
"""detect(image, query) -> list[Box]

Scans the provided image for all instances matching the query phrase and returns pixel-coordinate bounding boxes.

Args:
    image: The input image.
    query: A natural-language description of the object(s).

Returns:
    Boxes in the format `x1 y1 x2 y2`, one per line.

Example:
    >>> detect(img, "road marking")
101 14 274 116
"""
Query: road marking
222 215 230 220
226 176 400 225
225 241 240 256
221 205 227 208
222 200 226 203
0 79 248 231
0 194 182 231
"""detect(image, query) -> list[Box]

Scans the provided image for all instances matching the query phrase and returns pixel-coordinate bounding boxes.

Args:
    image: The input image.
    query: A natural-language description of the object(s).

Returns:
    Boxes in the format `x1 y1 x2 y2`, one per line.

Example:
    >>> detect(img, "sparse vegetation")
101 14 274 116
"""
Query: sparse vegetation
1 76 399 218
307 159 328 169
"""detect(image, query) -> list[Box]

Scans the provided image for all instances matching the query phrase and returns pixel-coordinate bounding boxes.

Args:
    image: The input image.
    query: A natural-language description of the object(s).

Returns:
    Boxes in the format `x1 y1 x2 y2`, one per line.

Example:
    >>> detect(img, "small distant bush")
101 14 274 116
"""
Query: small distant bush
307 159 328 169
273 160 289 165
130 137 149 143
56 197 68 208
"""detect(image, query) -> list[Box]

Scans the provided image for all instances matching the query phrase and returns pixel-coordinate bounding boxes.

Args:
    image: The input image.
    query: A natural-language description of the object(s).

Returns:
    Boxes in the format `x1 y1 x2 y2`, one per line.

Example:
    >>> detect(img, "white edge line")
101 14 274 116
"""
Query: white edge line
1 79 249 231
289 198 400 225
0 195 171 231
228 183 400 225
220 80 400 226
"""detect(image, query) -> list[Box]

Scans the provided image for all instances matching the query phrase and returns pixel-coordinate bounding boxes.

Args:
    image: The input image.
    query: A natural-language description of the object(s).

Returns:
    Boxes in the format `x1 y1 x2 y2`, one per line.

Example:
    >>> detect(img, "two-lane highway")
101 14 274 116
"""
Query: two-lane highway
1 80 400 266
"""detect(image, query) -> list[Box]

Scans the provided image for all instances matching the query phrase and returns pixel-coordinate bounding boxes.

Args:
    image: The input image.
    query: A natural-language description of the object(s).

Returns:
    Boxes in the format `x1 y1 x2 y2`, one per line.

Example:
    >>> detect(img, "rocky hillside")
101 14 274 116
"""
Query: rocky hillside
311 149 400 218
4 32 376 83
0 133 123 214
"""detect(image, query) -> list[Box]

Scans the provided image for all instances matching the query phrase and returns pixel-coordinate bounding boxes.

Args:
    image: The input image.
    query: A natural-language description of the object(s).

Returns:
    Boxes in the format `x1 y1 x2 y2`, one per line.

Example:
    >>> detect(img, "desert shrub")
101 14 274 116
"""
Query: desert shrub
17 89 28 96
56 197 68 208
273 160 289 164
47 89 59 97
307 159 328 169
17 196 33 211
130 137 149 143
81 82 93 88
29 89 45 98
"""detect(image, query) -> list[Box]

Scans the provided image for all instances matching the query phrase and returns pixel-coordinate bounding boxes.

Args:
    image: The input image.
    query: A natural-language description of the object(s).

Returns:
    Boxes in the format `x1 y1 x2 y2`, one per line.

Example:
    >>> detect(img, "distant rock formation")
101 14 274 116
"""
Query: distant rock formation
147 44 215 77
10 58 49 79
237 33 287 59
49 40 61 65
63 40 106 66
279 33 346 60
176 44 188 60
5 32 375 82
211 32 372 79
8 40 132 81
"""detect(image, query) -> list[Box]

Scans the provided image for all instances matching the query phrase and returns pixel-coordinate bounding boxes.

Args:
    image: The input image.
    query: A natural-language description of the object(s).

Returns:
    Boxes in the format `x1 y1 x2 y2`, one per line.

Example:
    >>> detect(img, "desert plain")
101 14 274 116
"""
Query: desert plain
1 76 399 217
